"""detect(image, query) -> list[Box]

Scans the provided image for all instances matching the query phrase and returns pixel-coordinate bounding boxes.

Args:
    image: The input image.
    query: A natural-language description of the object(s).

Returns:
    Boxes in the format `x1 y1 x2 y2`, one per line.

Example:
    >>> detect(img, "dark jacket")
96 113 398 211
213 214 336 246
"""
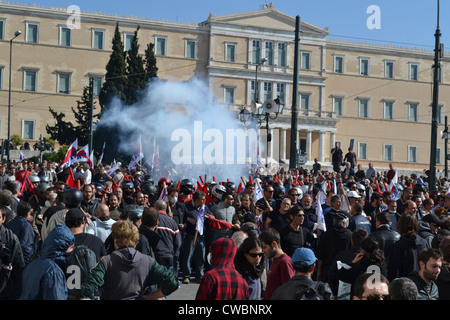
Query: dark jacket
408 271 439 300
316 226 352 282
349 213 372 235
20 225 74 300
435 263 450 300
328 246 361 296
417 222 435 248
154 211 182 267
271 275 333 300
81 199 100 218
6 215 35 264
387 234 429 281
369 224 400 265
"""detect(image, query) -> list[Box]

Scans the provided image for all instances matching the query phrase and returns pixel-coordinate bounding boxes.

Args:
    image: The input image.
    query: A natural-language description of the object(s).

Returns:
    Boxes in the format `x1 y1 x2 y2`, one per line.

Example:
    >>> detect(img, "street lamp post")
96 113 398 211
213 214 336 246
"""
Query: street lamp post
239 97 284 168
7 30 22 163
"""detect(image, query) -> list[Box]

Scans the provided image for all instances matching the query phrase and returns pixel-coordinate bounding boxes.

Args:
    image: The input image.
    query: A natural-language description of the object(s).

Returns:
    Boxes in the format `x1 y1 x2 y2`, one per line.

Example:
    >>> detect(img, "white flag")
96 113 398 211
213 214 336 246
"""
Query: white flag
316 190 326 232
253 179 263 203
196 206 205 236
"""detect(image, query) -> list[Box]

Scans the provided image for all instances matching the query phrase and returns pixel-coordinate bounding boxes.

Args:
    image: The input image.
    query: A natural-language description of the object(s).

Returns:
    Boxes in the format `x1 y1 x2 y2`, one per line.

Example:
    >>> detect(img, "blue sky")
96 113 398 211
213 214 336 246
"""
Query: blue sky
27 0 449 51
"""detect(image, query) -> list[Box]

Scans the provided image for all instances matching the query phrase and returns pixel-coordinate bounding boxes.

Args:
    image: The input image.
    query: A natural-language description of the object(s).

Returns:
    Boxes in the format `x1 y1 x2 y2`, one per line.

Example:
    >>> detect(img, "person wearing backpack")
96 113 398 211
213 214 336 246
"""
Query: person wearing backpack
271 247 333 300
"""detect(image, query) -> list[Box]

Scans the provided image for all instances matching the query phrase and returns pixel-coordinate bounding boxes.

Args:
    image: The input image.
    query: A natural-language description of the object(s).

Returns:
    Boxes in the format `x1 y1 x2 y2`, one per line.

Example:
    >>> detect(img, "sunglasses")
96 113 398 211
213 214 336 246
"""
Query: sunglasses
364 294 390 300
289 194 299 196
247 252 264 258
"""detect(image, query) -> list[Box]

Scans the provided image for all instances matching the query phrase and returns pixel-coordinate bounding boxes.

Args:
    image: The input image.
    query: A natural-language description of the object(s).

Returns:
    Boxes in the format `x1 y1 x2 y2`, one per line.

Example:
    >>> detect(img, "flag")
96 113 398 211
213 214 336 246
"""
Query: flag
62 139 78 167
158 186 168 201
207 217 233 229
196 206 205 236
87 149 94 169
74 144 89 163
154 145 160 172
128 135 144 170
253 178 263 203
316 189 327 232
66 167 76 188
388 171 401 200
19 151 26 162
333 179 337 195
97 142 105 165
107 162 121 175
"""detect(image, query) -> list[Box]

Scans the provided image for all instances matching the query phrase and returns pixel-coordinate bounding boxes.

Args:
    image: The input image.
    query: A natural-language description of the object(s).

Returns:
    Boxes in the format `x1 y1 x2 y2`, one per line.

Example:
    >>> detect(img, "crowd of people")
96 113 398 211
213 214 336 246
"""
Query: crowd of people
0 155 450 301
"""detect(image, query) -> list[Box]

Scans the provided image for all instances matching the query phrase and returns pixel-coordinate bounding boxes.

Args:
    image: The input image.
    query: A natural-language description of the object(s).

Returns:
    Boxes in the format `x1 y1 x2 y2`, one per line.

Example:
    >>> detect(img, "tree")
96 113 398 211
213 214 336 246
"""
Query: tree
98 22 128 111
72 84 99 146
46 107 76 145
125 26 147 105
144 42 158 82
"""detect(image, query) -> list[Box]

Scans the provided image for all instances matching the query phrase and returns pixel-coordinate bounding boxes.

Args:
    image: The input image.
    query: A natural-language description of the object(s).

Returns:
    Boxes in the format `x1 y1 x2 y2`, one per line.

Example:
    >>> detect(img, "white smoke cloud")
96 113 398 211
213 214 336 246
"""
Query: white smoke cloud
97 78 261 184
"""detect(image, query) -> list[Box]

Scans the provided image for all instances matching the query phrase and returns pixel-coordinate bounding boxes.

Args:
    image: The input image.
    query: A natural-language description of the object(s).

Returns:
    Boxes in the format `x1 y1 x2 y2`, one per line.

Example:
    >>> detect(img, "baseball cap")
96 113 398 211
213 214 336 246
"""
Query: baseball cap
65 208 86 220
347 191 361 198
292 247 317 267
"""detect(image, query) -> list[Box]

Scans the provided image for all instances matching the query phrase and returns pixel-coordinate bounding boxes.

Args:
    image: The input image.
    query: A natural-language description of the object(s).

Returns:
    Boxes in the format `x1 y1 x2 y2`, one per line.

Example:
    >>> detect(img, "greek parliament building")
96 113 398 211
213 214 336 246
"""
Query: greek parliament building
0 2 449 174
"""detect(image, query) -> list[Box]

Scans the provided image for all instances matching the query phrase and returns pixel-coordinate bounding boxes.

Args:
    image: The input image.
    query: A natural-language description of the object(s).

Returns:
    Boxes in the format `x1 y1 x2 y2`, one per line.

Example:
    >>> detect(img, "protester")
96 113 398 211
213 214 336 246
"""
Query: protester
195 237 249 300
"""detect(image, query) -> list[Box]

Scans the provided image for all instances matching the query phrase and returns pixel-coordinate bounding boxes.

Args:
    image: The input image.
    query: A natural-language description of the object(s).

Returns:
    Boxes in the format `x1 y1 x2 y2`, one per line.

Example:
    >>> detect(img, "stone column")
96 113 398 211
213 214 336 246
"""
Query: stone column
306 130 312 162
280 128 287 161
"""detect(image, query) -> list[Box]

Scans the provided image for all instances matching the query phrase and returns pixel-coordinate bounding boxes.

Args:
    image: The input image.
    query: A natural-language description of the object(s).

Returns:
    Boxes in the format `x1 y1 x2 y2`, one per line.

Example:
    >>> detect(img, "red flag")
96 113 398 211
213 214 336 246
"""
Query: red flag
207 217 233 229
248 176 253 184
274 174 281 183
237 182 243 194
376 183 382 194
293 173 299 187
176 180 181 190
66 167 75 188
76 179 81 190
213 176 216 183
199 176 204 185
197 181 203 192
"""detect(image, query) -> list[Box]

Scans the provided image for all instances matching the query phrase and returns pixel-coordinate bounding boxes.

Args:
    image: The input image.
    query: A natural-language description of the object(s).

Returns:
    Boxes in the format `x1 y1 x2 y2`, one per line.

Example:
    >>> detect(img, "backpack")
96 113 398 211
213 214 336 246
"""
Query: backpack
67 245 98 298
295 281 325 300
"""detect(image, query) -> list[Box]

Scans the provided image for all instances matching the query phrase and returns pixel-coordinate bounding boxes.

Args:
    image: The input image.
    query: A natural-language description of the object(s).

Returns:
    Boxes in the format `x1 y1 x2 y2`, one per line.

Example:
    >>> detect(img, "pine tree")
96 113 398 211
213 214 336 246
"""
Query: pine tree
125 26 147 105
98 22 128 110
72 84 99 146
144 42 159 82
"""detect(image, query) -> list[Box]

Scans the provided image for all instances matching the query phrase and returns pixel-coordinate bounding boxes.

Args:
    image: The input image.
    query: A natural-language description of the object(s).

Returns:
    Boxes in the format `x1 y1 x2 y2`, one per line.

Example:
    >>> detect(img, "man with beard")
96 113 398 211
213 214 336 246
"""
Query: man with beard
80 184 100 220
301 194 316 232
407 248 442 300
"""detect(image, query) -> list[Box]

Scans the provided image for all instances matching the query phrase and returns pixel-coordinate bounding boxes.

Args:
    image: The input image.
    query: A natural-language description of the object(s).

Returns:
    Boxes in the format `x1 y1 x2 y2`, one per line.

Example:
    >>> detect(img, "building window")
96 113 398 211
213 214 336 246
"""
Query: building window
263 82 272 101
300 94 310 110
409 104 418 122
58 73 70 94
301 52 311 70
92 77 102 96
358 142 368 160
359 99 369 118
0 67 3 89
265 41 274 66
409 63 419 81
185 40 196 59
360 58 369 76
384 101 393 120
384 144 393 161
333 97 343 115
276 83 285 103
26 22 39 43
60 27 72 47
252 40 261 64
22 120 35 140
334 55 344 73
24 70 37 91
224 87 235 104
124 33 134 51
225 43 236 62
437 148 441 164
278 43 286 67
92 29 105 50
408 146 417 162
0 19 5 40
385 60 395 78
155 36 167 56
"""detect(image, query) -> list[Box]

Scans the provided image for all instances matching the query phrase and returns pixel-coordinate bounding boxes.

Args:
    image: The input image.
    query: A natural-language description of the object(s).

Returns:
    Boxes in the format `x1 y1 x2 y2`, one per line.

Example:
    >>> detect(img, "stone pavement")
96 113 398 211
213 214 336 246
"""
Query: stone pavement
168 282 200 300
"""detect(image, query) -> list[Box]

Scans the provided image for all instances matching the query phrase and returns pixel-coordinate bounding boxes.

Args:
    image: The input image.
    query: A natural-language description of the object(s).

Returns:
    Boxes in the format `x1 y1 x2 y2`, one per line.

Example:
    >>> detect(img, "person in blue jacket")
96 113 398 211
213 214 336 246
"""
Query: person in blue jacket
20 224 75 300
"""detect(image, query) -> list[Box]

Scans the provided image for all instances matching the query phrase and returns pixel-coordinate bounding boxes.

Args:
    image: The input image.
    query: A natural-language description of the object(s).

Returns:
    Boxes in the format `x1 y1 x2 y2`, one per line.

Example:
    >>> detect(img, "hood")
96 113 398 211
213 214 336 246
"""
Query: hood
333 226 351 239
94 218 115 230
210 237 236 269
40 224 75 269
113 247 144 268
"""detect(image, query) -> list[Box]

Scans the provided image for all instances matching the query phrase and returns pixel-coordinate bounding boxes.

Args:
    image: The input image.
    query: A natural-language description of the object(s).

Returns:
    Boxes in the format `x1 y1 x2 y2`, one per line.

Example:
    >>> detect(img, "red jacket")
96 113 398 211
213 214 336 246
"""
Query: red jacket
195 237 249 300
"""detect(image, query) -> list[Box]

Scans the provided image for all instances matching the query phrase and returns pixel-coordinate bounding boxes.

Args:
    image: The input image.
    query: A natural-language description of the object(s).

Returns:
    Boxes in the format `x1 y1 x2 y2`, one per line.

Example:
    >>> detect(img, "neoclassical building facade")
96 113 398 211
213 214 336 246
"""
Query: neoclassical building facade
0 2 448 173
